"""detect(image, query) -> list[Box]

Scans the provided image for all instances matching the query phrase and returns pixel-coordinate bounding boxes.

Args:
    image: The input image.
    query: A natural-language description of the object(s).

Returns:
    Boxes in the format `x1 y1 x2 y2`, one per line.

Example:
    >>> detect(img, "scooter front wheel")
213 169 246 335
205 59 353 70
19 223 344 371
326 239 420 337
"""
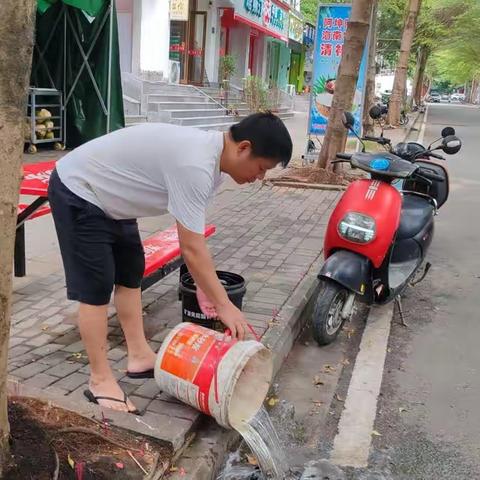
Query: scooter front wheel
312 279 349 346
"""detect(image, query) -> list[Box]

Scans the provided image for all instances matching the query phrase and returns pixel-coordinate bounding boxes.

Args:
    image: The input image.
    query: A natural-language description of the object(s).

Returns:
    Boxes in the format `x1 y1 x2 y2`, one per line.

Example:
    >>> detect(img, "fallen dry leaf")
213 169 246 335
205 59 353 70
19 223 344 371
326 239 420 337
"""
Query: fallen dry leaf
399 407 407 413
342 359 350 366
70 352 87 359
41 325 49 331
170 466 178 472
335 394 345 402
344 327 356 338
371 430 382 437
246 454 259 466
313 375 324 386
67 453 75 469
267 396 279 407
323 364 336 373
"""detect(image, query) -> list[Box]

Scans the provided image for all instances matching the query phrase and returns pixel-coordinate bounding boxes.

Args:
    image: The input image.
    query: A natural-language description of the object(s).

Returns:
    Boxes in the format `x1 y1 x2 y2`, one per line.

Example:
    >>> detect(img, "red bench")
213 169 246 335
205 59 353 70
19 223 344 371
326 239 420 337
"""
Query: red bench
15 203 52 277
17 203 51 220
141 224 216 290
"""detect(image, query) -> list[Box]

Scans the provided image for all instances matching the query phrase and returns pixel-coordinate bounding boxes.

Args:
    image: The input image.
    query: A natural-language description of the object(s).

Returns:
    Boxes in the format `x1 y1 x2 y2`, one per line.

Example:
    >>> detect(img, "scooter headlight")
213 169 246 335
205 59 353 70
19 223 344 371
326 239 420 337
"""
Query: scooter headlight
338 212 376 244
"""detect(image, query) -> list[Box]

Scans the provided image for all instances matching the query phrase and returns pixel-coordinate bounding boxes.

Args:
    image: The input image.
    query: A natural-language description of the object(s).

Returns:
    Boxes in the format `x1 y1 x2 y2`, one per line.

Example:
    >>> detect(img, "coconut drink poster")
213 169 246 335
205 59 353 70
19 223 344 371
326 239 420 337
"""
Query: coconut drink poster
309 4 368 136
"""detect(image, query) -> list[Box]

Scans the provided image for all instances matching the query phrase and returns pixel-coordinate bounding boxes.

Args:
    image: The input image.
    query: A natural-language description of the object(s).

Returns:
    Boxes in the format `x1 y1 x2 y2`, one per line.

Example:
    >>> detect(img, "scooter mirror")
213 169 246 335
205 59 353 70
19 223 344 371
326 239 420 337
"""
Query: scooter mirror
369 105 383 119
441 135 462 155
342 111 355 130
441 127 455 137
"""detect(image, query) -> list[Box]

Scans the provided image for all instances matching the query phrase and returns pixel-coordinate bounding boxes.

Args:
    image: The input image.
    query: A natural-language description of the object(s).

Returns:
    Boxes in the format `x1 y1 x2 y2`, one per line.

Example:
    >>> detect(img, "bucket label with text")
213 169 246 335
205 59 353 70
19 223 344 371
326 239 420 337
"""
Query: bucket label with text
160 324 235 415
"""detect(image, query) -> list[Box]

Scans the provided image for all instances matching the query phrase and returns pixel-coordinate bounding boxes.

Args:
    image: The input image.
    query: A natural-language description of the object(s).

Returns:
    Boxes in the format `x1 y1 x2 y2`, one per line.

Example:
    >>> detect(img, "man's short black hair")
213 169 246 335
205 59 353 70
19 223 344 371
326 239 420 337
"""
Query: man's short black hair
230 112 293 167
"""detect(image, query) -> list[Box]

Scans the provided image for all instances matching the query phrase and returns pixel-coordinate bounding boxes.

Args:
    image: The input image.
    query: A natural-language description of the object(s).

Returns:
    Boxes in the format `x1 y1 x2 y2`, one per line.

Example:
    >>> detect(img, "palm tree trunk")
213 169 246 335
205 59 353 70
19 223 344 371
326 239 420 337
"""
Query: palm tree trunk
465 80 472 103
317 0 375 169
363 0 379 136
0 1 36 474
468 78 478 103
410 46 429 108
387 0 423 126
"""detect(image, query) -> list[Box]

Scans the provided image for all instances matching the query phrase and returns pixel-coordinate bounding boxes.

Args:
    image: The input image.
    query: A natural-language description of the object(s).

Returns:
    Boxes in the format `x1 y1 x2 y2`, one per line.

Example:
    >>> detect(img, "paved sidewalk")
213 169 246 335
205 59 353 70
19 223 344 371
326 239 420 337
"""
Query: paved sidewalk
8 179 340 454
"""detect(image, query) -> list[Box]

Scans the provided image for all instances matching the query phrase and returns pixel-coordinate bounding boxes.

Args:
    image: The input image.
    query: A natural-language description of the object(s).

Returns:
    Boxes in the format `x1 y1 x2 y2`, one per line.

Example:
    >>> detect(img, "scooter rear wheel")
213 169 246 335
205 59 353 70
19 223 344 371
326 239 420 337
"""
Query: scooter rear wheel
312 279 348 346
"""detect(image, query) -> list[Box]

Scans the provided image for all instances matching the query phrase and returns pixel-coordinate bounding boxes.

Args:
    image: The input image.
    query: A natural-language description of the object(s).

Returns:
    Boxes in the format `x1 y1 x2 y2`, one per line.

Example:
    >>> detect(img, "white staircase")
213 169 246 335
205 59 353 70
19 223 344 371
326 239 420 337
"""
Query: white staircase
121 73 294 131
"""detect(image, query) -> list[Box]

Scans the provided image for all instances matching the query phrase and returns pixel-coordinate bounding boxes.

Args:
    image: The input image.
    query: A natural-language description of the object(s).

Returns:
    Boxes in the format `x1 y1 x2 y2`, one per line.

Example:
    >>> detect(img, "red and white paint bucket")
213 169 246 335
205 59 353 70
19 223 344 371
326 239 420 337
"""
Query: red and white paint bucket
154 322 272 429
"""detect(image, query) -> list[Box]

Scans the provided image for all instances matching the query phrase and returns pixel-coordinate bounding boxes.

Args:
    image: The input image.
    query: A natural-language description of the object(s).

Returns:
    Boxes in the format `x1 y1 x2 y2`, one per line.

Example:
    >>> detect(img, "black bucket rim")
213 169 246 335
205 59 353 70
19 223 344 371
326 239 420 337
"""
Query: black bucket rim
180 270 245 293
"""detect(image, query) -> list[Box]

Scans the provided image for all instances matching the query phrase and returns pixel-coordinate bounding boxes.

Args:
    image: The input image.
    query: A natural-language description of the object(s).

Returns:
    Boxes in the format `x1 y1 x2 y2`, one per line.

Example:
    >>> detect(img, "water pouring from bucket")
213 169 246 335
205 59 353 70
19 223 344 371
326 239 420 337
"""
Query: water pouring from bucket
154 322 273 429
154 323 292 479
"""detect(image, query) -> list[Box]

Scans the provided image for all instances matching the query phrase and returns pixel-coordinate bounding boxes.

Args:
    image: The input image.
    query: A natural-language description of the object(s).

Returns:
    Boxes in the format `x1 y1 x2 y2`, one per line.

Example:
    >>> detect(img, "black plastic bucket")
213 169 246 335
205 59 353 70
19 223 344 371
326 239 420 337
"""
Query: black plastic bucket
179 267 246 331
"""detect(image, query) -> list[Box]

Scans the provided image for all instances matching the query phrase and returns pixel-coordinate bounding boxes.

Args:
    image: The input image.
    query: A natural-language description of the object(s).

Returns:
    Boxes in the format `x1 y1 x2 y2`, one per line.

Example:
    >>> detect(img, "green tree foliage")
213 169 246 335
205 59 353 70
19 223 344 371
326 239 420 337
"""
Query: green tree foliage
301 0 348 25
430 0 480 85
377 0 406 69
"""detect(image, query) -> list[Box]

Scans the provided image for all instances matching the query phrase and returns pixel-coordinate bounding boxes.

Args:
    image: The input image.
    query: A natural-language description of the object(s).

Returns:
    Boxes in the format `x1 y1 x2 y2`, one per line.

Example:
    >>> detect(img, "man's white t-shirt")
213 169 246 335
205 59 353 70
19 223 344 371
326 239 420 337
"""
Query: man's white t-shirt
56 123 225 234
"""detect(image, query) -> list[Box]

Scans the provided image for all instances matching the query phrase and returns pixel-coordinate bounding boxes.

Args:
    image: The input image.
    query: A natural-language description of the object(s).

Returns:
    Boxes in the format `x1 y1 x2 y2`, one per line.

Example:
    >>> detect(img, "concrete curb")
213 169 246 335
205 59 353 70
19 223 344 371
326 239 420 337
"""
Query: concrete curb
263 255 323 376
168 253 325 479
403 110 423 141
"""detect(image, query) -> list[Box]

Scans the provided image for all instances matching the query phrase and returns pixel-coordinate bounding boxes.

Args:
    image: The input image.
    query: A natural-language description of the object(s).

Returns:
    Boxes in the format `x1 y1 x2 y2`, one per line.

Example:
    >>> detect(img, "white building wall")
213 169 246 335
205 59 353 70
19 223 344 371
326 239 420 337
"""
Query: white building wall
229 25 250 86
204 6 220 84
255 35 268 81
116 0 133 73
134 0 170 78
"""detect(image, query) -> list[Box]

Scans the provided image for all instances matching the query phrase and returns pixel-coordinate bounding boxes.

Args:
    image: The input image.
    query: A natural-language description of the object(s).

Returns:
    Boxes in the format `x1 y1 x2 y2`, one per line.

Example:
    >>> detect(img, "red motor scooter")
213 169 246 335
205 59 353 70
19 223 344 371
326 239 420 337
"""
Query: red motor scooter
312 109 462 345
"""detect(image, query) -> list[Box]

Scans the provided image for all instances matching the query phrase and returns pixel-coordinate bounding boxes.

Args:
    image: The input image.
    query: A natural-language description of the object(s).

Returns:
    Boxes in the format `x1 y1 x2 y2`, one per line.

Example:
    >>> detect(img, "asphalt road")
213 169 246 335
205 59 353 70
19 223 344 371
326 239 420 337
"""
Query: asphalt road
359 103 480 479
219 104 480 480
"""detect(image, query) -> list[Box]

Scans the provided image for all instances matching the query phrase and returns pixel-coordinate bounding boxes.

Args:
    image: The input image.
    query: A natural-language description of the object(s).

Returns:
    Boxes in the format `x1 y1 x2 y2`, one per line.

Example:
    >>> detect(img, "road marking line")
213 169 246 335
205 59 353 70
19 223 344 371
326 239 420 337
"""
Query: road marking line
418 107 429 145
330 304 394 468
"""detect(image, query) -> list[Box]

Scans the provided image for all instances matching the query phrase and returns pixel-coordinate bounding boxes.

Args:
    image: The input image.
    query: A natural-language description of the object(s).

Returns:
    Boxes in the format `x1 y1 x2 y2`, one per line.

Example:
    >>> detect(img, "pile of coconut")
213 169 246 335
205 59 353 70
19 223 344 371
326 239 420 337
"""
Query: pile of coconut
25 108 55 141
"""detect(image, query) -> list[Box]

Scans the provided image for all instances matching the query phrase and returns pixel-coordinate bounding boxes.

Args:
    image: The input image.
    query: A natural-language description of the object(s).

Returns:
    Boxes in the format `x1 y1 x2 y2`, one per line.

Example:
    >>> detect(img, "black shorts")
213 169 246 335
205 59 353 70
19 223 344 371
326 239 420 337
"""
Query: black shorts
48 169 145 305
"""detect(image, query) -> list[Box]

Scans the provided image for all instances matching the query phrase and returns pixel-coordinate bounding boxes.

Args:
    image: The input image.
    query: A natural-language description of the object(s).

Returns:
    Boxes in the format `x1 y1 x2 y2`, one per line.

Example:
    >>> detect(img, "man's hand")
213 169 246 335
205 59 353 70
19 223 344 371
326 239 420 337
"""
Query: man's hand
196 287 217 318
177 221 248 340
216 302 249 341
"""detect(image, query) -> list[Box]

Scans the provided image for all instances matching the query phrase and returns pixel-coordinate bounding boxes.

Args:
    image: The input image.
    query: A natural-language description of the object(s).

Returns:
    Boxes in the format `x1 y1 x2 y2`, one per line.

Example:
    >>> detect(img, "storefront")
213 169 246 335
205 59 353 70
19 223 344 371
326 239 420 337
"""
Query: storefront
288 11 304 93
219 0 290 87
169 0 214 85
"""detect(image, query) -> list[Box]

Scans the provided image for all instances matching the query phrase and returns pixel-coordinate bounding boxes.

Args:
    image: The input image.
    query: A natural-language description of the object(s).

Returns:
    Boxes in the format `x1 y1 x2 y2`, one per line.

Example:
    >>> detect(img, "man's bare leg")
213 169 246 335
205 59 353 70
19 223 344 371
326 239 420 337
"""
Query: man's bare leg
114 286 156 373
79 303 136 412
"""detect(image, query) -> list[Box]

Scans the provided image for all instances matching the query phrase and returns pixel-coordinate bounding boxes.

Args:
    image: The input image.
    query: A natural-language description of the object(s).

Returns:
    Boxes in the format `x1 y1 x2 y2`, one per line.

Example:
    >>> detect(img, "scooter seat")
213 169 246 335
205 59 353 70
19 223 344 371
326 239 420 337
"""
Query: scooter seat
396 194 434 240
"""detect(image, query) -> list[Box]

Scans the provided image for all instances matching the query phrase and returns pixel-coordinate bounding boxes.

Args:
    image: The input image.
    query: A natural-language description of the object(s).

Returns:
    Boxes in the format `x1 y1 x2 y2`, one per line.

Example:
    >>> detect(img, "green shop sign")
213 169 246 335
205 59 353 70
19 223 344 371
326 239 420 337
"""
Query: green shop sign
242 0 288 39
288 13 303 43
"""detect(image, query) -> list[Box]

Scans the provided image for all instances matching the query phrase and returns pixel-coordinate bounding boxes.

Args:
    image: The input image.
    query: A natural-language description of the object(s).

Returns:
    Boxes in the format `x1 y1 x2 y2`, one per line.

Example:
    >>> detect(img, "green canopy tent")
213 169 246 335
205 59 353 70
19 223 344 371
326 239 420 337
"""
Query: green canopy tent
32 0 124 148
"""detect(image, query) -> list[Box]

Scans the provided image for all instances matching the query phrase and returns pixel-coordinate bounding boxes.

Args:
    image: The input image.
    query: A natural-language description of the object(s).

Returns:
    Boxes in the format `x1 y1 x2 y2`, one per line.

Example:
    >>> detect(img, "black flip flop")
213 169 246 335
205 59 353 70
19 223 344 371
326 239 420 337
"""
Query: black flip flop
126 368 154 379
83 389 142 415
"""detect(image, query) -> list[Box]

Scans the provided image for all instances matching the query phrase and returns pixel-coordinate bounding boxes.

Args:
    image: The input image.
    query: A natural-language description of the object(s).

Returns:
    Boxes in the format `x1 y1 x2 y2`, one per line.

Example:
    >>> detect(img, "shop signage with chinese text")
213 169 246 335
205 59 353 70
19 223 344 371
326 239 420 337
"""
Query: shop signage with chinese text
308 4 368 136
239 0 289 41
289 12 304 43
170 0 189 21
303 22 315 46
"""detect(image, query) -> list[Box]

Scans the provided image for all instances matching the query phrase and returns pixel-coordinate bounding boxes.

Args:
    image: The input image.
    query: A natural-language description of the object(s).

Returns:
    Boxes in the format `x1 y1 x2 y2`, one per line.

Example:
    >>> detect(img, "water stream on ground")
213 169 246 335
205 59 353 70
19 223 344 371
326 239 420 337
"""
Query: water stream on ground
219 406 298 480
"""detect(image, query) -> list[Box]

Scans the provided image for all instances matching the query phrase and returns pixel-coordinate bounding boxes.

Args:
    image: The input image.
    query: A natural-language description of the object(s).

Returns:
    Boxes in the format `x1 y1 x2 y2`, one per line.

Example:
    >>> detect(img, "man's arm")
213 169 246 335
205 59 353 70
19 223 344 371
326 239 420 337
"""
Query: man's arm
177 221 248 340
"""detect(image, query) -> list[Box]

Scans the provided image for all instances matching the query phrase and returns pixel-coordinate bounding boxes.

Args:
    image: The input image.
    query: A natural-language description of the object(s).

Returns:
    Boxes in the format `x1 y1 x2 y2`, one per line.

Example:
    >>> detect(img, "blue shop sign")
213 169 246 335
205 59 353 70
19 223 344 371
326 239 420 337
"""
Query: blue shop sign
303 23 315 46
